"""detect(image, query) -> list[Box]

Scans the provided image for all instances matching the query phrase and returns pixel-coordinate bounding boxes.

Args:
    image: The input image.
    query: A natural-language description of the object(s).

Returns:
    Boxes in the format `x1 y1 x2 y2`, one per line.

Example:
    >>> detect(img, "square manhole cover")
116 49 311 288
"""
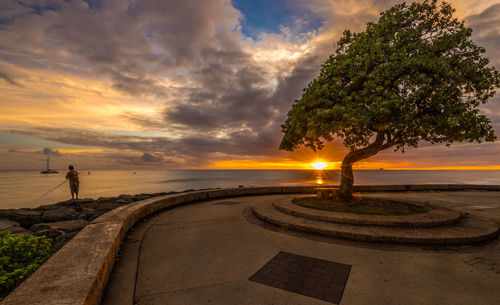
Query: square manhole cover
249 251 351 304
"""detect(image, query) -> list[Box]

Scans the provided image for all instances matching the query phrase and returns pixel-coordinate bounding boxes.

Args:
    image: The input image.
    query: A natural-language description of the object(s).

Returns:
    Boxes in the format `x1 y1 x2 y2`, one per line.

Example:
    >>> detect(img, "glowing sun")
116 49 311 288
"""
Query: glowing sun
311 161 328 170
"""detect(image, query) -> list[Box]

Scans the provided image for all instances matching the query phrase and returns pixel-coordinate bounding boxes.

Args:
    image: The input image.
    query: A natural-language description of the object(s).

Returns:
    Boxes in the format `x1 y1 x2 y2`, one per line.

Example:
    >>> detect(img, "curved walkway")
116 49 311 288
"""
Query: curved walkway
102 192 500 305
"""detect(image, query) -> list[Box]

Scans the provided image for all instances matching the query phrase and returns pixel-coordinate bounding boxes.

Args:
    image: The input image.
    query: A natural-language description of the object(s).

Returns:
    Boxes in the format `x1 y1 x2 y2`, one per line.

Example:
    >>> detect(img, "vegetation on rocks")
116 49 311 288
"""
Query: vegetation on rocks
0 232 53 301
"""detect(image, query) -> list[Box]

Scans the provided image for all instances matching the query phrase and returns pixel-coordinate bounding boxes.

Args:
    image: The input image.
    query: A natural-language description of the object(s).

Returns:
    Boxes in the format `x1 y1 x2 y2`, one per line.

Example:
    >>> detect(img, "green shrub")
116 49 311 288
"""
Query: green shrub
0 231 53 301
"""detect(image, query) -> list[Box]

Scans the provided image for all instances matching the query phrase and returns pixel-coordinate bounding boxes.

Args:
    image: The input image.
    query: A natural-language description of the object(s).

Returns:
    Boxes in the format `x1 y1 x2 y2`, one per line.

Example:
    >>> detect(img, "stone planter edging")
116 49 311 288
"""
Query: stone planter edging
1 184 499 305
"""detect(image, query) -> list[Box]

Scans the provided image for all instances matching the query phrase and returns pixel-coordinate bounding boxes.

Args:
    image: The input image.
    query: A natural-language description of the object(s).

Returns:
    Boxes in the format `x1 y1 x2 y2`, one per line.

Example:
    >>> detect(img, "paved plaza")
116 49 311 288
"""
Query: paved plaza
102 191 500 305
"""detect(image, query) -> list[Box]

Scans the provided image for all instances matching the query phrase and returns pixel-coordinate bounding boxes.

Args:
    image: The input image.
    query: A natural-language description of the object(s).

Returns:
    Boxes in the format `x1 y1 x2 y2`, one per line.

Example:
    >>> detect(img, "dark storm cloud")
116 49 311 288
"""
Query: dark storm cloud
0 0 242 95
164 46 276 130
2 127 281 159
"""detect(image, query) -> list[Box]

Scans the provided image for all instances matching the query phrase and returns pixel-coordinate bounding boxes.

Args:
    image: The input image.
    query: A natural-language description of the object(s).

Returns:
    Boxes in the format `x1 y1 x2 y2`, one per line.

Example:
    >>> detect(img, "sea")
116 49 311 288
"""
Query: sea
0 170 499 209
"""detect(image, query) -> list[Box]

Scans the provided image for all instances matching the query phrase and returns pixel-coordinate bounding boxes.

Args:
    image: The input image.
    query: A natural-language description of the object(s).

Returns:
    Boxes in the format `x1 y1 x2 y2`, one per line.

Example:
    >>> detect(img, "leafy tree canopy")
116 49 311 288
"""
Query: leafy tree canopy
280 0 499 154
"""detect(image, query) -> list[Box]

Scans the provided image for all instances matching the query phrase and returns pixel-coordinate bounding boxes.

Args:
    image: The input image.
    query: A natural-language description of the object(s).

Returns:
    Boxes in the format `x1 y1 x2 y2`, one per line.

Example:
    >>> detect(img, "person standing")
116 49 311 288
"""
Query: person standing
65 165 79 199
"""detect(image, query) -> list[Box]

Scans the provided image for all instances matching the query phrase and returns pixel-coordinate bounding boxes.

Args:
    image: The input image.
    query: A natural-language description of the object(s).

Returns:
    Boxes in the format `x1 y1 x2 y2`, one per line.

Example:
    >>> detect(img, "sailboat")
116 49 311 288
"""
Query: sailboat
40 156 59 174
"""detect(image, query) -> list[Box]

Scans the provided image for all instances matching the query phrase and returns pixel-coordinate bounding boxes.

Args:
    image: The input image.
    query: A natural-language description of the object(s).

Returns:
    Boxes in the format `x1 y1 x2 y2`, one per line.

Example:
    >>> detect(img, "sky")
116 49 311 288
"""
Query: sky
0 0 499 170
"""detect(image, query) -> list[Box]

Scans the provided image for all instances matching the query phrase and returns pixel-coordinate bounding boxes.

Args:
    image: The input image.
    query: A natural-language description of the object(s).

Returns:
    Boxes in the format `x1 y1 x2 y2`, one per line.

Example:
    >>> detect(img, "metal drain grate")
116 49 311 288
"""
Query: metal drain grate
249 251 351 304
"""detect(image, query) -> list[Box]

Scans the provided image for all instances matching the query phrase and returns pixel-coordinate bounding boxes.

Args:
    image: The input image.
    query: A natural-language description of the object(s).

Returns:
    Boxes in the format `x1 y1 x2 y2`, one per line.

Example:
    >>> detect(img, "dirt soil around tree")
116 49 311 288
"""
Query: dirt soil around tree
292 196 429 216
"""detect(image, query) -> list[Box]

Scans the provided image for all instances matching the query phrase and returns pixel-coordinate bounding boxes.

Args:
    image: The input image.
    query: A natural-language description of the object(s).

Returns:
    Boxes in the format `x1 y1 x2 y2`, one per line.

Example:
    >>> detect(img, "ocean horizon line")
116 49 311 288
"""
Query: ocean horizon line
1 168 500 172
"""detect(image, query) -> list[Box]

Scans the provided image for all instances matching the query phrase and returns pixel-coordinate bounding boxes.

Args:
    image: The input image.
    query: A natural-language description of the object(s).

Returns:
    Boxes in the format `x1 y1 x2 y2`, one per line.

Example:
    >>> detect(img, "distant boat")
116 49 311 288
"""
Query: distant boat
40 156 58 174
380 168 384 170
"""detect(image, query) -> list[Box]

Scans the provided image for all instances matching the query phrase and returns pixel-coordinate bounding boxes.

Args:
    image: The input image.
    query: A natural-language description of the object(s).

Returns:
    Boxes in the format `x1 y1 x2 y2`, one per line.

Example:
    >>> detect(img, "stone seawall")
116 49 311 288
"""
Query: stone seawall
1 184 499 305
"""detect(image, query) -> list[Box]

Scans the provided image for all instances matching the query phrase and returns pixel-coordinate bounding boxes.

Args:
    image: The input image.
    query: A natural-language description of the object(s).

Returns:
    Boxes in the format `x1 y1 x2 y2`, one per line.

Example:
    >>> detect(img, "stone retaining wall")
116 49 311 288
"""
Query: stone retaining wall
1 184 499 305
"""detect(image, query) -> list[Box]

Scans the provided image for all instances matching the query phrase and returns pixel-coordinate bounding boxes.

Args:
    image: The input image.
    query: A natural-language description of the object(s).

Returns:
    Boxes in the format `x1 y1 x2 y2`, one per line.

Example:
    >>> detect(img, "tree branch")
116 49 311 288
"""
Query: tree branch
343 131 397 164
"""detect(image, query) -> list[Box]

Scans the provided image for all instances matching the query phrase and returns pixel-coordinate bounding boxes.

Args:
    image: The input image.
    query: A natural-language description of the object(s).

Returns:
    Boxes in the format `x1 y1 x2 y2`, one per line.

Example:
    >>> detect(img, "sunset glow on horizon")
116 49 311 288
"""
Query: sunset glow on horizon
0 0 499 170
311 161 329 170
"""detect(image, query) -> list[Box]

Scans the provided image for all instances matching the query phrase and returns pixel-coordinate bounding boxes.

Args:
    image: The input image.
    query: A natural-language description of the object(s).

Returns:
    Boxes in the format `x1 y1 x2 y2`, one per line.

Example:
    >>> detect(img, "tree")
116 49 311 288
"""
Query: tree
279 0 499 199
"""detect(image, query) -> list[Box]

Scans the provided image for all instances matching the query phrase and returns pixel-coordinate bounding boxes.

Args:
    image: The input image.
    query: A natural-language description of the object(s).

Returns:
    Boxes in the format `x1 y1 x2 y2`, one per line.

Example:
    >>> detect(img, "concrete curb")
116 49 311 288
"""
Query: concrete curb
1 184 499 305
253 202 500 245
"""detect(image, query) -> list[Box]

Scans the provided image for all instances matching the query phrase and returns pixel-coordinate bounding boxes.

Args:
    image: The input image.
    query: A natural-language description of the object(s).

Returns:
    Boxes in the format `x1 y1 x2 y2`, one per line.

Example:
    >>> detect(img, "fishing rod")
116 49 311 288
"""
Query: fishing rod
36 179 68 201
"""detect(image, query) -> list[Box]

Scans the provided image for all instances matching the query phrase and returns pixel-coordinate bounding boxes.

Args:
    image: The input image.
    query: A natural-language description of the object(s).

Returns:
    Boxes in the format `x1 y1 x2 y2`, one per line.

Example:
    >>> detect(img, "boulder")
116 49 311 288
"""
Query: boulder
34 229 63 239
96 197 115 203
113 199 131 204
0 219 21 230
0 219 30 234
96 202 123 211
152 192 169 196
6 226 31 234
42 208 78 222
55 198 94 207
30 223 52 232
31 219 89 232
77 213 88 220
132 194 153 201
0 209 43 228
55 231 78 242
116 195 133 203
33 204 61 211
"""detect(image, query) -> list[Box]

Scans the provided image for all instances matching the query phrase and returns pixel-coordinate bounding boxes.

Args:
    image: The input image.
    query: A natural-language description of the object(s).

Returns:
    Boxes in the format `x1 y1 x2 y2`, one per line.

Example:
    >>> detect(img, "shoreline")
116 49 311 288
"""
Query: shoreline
0 188 213 249
1 185 500 305
1 184 499 250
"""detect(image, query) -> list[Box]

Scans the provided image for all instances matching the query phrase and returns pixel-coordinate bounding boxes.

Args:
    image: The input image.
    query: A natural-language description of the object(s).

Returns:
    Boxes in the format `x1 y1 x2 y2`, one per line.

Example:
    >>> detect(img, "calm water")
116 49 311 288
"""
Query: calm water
0 170 499 209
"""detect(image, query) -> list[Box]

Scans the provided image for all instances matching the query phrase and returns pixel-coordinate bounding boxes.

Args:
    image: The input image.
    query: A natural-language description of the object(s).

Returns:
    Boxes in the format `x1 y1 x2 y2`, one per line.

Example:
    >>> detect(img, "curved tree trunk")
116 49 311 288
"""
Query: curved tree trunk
339 162 354 199
338 131 397 200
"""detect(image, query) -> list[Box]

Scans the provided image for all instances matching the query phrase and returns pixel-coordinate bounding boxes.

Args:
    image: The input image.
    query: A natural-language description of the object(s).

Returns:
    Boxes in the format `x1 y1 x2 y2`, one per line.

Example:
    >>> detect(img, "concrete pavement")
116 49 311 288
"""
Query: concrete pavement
102 192 500 305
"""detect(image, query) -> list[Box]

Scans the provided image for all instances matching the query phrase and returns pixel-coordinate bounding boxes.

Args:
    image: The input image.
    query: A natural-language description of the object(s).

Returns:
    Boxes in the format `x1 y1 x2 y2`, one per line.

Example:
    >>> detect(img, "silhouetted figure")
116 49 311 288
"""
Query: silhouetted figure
66 165 80 199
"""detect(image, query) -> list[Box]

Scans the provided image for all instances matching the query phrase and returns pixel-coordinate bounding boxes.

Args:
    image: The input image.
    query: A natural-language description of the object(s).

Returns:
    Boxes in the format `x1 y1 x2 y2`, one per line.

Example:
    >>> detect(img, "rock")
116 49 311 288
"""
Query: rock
34 229 63 239
55 231 78 242
34 204 61 211
30 223 52 232
77 213 88 220
114 199 131 204
117 195 133 203
0 209 43 228
55 198 94 206
42 208 78 222
32 219 89 232
96 197 115 203
0 219 21 230
0 219 30 234
96 202 123 211
6 226 31 234
132 194 153 201
77 208 101 221
52 240 66 250
152 192 169 196
88 212 102 221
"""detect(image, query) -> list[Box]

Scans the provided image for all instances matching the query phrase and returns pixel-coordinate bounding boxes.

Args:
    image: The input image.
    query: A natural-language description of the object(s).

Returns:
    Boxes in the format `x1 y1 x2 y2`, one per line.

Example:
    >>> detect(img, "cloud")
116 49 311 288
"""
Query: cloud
0 70 22 86
141 152 163 162
0 0 499 170
42 147 61 155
